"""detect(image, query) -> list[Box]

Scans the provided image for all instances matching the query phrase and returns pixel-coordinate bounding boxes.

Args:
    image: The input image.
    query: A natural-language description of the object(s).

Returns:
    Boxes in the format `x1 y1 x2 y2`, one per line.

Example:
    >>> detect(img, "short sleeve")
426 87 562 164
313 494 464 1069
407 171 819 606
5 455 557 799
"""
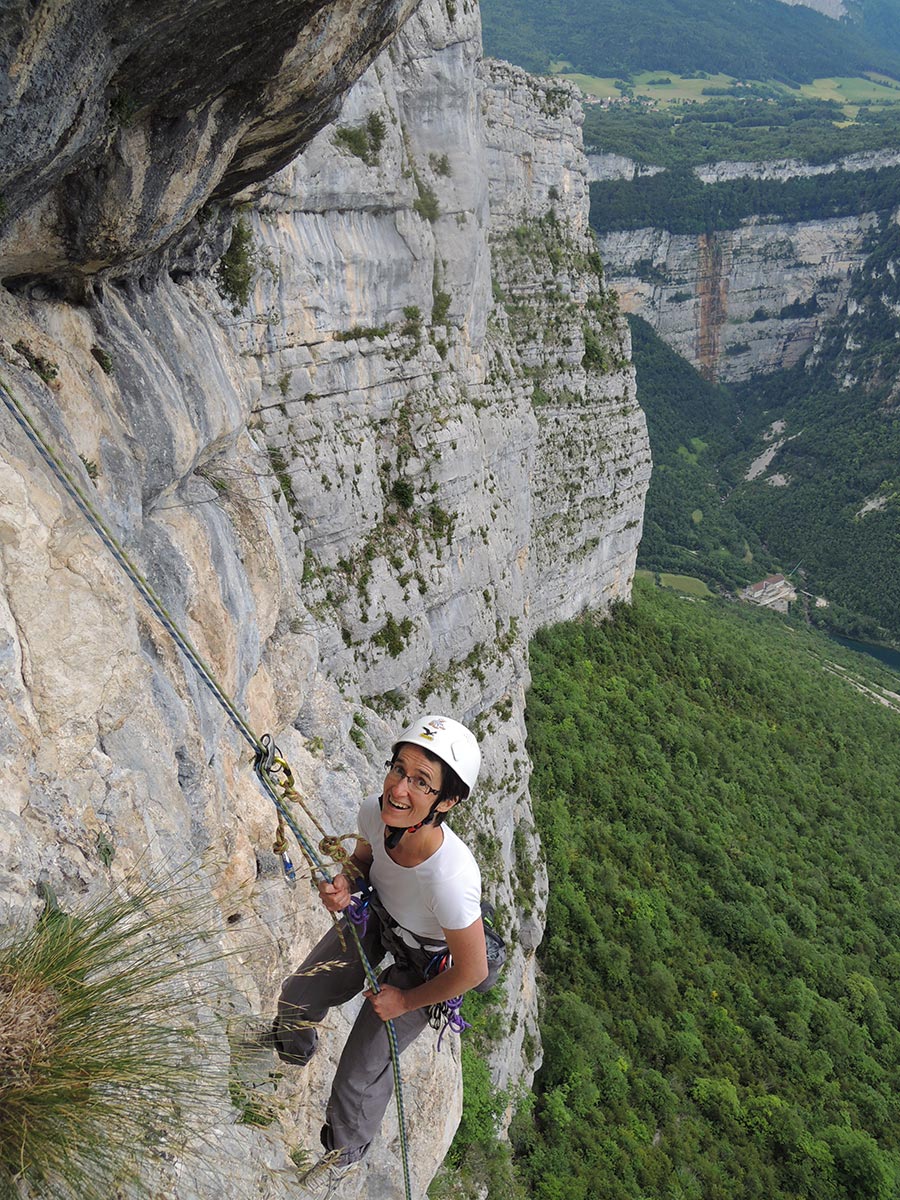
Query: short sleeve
356 794 381 846
429 863 482 931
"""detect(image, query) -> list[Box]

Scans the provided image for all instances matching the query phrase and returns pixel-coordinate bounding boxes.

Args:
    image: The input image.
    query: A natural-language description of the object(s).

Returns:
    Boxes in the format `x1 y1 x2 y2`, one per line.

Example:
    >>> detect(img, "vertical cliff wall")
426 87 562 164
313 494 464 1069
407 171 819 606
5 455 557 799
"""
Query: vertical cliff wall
595 215 877 383
0 0 648 1195
230 0 648 1103
484 65 650 627
587 152 900 382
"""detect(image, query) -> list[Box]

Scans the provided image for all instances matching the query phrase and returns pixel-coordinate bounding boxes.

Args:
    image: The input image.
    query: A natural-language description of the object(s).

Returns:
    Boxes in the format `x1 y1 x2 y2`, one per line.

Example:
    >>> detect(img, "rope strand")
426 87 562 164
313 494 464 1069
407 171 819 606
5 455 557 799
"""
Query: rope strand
1 376 414 1200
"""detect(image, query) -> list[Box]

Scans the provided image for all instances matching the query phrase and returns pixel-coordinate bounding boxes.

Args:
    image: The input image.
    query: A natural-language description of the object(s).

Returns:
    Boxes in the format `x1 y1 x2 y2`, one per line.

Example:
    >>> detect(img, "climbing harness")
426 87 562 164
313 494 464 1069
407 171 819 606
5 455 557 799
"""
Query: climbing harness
0 377 414 1200
359 890 478 1052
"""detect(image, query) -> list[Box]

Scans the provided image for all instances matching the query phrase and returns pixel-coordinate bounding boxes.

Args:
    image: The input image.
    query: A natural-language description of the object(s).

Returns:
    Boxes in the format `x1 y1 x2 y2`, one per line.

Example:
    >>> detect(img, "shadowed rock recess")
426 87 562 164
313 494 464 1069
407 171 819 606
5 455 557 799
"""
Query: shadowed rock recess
0 0 649 1195
0 0 420 280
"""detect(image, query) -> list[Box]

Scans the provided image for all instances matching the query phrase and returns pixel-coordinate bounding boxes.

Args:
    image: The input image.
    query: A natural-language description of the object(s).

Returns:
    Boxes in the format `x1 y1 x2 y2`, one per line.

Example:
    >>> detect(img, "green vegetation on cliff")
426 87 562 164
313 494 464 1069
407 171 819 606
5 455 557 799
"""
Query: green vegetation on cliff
515 582 900 1200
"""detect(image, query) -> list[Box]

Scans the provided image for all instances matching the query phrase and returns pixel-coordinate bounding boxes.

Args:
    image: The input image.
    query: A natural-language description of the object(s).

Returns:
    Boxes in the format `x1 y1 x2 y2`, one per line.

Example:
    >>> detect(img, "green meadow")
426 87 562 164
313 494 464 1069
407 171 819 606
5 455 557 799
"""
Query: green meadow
551 68 900 114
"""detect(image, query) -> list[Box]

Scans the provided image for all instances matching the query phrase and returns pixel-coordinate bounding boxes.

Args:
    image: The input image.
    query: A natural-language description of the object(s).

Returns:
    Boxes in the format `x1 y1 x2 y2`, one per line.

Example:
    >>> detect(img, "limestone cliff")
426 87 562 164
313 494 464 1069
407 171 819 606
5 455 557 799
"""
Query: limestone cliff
0 1 649 1196
597 214 877 382
775 0 845 16
588 149 897 382
587 148 900 186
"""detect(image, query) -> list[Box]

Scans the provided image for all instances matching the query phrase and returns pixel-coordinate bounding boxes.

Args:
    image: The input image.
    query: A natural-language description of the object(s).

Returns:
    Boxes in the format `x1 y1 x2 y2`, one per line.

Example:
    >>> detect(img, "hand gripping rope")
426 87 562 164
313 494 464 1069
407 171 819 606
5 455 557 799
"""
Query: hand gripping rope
0 377 415 1200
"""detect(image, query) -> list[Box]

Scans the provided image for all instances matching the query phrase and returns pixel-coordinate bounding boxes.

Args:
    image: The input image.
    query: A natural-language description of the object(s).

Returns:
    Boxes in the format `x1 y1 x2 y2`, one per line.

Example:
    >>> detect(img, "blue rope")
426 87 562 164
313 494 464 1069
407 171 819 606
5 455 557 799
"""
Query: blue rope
1 376 414 1200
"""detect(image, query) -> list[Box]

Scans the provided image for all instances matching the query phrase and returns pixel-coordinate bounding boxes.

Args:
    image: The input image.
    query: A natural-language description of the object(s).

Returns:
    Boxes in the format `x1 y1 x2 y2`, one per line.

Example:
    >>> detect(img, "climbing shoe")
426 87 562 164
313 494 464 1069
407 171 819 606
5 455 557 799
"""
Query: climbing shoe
299 1151 358 1199
271 1013 318 1065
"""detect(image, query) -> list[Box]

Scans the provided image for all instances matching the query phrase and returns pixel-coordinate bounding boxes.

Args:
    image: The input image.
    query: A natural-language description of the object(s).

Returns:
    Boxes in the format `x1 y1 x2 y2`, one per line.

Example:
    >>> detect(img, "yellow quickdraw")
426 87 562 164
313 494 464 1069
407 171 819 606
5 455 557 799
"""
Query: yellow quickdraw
266 753 362 948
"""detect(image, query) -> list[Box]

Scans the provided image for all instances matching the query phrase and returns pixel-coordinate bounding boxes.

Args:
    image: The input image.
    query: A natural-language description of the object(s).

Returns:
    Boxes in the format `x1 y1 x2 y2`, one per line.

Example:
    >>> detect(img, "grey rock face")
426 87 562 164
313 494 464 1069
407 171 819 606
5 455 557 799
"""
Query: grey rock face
694 148 900 184
586 153 665 182
774 0 845 16
0 0 420 280
589 149 898 381
586 147 900 186
597 215 877 382
588 147 900 187
0 0 648 1195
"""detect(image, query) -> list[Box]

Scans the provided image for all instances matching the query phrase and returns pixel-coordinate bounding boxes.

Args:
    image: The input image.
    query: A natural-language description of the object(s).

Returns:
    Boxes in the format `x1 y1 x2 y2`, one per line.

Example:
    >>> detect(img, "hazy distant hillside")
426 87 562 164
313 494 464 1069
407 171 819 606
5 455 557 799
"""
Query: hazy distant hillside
481 0 900 83
854 0 900 59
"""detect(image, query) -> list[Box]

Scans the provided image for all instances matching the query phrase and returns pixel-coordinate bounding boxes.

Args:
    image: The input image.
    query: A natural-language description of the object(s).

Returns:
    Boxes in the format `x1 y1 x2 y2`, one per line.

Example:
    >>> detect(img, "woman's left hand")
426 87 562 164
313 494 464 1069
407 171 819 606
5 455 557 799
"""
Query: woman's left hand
364 984 409 1022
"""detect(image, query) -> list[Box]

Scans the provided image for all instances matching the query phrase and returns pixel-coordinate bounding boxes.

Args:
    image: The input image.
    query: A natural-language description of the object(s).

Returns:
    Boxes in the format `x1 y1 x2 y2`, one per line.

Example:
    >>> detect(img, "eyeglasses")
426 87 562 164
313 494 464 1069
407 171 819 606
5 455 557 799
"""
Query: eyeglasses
384 761 440 798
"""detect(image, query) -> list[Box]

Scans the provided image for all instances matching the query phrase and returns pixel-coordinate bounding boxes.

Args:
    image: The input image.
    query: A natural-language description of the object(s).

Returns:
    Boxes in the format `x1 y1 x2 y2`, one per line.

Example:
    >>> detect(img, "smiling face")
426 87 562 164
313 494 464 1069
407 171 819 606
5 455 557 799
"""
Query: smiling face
381 744 455 830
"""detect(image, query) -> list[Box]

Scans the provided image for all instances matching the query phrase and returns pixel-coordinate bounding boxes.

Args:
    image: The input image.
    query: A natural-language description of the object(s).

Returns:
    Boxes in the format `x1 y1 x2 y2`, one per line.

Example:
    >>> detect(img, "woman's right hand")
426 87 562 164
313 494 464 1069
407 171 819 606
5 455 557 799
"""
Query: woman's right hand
317 873 352 912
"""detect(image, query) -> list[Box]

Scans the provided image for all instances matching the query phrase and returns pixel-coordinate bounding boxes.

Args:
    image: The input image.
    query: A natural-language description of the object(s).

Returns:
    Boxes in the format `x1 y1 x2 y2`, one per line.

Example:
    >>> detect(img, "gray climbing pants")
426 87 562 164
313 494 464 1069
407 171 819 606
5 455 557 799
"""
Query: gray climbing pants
274 911 436 1164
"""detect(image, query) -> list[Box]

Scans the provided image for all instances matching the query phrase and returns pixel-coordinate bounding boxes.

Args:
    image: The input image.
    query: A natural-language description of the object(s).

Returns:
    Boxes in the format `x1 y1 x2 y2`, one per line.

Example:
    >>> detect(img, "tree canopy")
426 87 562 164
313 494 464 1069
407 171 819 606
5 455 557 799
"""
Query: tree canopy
481 0 900 84
513 583 900 1200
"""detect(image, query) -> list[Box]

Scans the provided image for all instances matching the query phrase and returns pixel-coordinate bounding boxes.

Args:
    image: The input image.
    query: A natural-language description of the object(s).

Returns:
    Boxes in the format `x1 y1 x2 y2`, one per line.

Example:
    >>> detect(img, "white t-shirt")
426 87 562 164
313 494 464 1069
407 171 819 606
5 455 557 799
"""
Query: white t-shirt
358 793 482 949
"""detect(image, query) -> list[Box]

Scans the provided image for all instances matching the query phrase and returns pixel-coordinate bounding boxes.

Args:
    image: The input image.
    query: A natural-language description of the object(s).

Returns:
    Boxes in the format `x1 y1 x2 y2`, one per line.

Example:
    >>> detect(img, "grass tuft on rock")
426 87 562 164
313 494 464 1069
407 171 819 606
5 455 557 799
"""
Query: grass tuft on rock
0 876 234 1200
217 215 255 313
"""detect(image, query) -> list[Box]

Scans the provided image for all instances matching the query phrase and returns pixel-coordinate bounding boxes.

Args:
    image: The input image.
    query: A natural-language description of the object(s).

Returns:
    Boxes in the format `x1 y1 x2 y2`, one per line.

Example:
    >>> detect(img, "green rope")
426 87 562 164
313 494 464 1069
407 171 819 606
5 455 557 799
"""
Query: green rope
1 376 414 1200
342 919 413 1193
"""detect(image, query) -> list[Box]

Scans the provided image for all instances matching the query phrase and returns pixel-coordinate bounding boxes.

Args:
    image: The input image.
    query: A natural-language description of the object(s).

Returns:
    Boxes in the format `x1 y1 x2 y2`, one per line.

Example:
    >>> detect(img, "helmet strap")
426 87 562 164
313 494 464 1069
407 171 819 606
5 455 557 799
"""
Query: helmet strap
382 798 443 849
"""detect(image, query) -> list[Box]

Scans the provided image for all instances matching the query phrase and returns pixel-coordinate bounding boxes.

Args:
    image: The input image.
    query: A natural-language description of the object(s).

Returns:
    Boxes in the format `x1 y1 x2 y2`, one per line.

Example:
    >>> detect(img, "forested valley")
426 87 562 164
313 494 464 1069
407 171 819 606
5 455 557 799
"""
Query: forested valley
436 585 900 1200
629 218 900 647
519 585 900 1200
463 7 900 1200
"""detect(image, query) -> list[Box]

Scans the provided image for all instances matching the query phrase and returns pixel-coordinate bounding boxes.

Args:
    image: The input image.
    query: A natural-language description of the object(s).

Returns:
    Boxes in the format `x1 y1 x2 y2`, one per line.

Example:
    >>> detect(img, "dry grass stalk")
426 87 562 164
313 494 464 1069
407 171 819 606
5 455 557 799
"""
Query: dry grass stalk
0 876 236 1200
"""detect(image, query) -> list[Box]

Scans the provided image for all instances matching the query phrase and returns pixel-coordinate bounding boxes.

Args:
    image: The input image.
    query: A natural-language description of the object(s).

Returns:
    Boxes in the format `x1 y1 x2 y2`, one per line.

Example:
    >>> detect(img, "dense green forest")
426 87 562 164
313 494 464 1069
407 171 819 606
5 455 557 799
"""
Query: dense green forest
512 583 900 1200
858 0 900 59
481 0 900 84
582 99 900 170
589 163 900 235
629 316 774 591
629 292 900 645
721 223 900 643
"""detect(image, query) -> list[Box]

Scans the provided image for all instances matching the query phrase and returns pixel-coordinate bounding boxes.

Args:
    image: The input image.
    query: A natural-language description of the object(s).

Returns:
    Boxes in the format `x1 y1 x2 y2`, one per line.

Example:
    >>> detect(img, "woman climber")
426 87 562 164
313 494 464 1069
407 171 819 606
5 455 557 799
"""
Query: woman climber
273 714 488 1190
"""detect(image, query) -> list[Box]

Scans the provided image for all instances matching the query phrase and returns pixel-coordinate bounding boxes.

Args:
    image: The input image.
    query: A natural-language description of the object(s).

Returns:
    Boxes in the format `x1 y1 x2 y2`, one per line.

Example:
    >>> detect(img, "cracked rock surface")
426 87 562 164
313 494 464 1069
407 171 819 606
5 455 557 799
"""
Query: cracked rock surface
0 0 648 1194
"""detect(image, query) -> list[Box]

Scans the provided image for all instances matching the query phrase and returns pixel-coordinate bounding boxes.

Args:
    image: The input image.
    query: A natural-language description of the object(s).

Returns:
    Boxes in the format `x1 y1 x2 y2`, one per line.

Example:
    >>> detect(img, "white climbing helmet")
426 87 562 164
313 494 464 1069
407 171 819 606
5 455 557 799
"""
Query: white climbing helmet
395 714 481 793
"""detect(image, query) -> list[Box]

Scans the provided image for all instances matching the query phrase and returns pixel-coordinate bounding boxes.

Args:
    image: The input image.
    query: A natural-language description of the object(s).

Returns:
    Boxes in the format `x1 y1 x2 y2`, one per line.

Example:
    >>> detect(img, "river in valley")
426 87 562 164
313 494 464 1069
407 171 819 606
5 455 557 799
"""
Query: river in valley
828 634 900 679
